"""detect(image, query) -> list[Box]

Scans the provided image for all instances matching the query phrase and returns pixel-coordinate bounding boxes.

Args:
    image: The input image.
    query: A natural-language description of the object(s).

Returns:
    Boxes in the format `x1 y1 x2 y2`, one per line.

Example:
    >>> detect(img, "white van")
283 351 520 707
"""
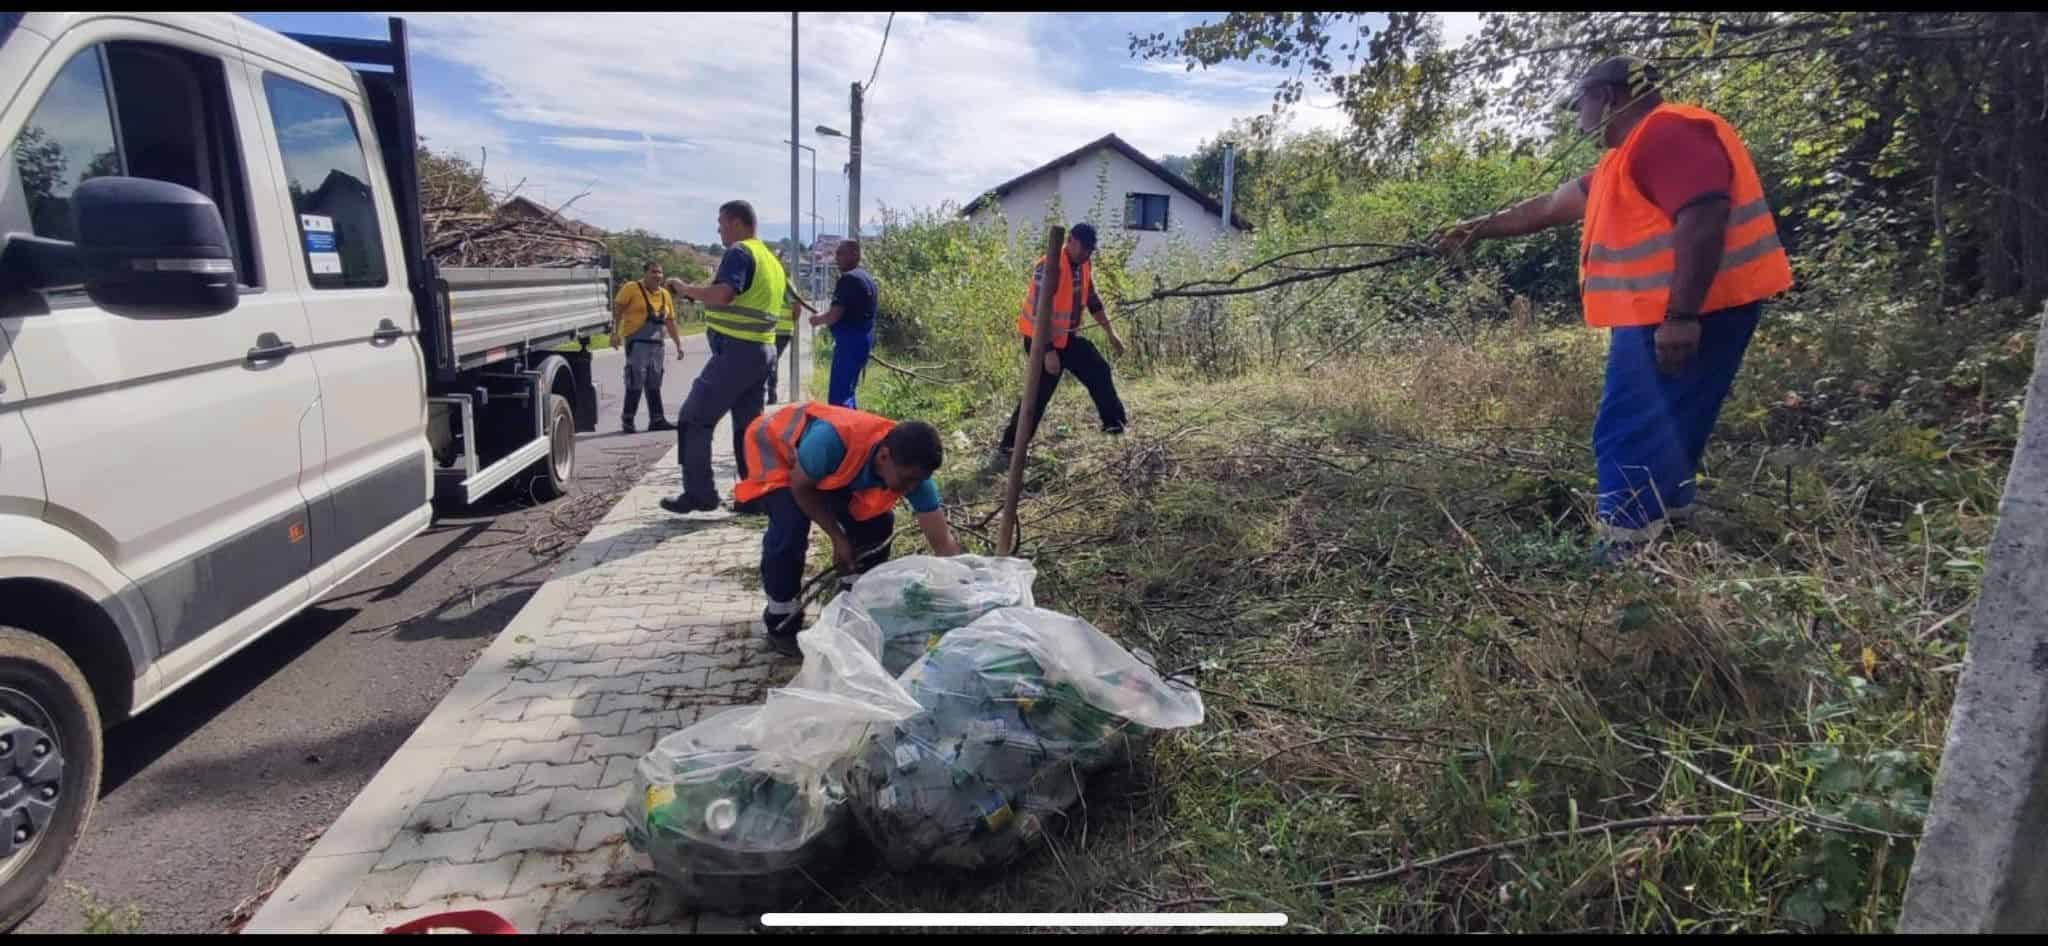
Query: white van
0 13 611 926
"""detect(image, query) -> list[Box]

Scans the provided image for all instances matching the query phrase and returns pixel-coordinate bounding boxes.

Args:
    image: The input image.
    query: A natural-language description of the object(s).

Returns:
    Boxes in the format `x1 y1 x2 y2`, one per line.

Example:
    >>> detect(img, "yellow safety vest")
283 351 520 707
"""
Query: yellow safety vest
705 238 786 344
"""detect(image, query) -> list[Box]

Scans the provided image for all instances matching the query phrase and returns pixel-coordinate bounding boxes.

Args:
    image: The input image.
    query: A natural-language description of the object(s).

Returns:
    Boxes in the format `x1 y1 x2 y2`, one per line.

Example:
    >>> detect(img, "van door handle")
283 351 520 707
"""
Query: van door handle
247 335 296 363
373 319 405 342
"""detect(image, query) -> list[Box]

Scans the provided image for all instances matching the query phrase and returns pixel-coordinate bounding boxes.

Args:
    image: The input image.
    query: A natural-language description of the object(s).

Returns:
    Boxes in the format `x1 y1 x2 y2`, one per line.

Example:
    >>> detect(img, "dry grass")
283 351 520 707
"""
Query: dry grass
813 300 2035 932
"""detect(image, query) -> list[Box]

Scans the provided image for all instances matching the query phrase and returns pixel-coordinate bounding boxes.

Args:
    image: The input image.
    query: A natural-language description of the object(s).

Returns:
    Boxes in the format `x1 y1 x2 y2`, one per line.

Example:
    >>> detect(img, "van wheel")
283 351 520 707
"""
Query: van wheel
527 394 576 501
0 628 101 932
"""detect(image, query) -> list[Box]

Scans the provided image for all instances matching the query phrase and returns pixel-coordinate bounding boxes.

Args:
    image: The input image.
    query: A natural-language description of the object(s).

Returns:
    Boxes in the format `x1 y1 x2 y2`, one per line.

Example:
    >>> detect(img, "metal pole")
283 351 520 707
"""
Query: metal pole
1221 143 1237 230
849 81 862 240
996 225 1068 557
788 13 801 403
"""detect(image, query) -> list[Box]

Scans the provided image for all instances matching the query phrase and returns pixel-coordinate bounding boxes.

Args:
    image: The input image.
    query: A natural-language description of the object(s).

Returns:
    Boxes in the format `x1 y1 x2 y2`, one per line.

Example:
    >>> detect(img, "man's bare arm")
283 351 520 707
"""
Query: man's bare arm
1439 178 1589 252
669 277 738 308
1665 197 1730 318
916 508 961 557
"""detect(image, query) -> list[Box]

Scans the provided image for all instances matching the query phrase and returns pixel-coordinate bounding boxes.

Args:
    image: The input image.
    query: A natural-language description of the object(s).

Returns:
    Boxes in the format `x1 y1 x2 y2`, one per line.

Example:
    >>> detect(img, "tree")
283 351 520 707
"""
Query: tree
12 125 67 208
81 149 121 181
416 143 492 214
604 228 709 291
1134 11 2048 314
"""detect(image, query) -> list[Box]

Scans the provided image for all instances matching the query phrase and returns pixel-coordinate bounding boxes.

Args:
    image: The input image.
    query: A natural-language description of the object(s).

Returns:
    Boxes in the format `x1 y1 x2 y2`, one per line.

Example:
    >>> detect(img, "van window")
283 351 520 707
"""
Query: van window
7 48 124 245
261 73 388 290
3 42 262 289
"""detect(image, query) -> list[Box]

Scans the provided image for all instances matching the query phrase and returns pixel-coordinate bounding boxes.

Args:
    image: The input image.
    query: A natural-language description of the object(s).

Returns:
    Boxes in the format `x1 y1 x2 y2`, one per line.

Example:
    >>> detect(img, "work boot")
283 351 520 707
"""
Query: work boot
645 389 673 431
1589 538 1649 569
762 606 803 657
729 497 766 516
659 493 720 515
621 418 636 434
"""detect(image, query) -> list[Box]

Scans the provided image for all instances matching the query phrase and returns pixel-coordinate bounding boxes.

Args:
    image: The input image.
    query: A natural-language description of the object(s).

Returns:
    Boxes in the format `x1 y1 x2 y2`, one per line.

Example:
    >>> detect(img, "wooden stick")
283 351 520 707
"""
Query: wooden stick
996 225 1066 556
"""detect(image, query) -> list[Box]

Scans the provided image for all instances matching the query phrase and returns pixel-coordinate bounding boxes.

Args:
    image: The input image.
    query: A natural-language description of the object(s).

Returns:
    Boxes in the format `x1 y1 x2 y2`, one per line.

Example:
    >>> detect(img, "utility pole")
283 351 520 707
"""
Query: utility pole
848 80 862 240
1220 143 1237 231
787 13 801 404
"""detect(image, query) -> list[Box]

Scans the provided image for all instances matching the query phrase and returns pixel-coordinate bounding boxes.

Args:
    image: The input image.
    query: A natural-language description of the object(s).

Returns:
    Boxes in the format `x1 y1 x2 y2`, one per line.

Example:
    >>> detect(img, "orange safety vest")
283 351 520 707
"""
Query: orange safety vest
1579 103 1794 328
733 402 904 521
1016 249 1093 351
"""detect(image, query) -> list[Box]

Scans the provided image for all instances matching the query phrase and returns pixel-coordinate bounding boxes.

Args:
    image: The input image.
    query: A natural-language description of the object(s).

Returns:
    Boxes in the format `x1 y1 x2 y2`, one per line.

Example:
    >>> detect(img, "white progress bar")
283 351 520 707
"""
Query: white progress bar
760 913 1288 928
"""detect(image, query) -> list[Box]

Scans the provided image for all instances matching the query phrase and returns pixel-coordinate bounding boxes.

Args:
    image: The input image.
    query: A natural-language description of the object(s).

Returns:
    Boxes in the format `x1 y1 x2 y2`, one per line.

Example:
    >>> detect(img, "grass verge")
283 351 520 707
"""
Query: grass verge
816 300 2036 932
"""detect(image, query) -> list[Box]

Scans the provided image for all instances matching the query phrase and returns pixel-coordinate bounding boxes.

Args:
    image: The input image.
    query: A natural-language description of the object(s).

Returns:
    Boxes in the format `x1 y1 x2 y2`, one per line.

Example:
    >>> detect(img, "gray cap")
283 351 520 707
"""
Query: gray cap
1558 55 1662 110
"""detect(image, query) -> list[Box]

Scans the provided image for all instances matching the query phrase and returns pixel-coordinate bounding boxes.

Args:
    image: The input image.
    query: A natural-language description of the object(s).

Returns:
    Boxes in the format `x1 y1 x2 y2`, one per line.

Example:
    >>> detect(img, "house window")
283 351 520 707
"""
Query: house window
1124 192 1169 231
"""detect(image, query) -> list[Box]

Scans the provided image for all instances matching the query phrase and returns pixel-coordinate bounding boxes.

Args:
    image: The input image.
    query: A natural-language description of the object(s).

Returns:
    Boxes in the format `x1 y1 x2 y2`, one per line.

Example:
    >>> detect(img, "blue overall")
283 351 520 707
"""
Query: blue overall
1592 301 1761 536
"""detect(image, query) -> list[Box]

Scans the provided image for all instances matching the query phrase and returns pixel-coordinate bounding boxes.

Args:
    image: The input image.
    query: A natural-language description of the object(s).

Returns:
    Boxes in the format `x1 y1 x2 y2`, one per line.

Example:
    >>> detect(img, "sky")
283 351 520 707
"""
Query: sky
244 12 1483 246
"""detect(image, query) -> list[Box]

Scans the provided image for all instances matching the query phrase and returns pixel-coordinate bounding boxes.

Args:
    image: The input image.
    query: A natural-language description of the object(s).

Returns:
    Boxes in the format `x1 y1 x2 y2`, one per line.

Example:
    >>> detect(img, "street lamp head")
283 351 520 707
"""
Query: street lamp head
816 124 847 138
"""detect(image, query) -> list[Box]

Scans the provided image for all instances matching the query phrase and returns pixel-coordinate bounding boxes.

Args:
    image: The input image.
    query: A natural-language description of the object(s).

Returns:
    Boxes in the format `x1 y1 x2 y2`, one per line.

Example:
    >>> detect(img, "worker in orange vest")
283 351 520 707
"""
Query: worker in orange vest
732 402 963 655
994 222 1129 465
1436 56 1793 563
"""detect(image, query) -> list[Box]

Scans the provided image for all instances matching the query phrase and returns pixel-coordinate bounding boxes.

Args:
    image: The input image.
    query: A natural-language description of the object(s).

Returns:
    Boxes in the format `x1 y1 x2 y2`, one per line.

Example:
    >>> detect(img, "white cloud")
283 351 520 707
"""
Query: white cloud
391 12 1344 241
539 135 697 154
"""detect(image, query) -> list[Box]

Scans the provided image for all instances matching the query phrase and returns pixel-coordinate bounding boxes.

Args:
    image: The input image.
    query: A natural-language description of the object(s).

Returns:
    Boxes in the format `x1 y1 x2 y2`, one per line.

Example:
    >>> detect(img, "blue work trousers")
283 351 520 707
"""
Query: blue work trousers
1593 302 1761 536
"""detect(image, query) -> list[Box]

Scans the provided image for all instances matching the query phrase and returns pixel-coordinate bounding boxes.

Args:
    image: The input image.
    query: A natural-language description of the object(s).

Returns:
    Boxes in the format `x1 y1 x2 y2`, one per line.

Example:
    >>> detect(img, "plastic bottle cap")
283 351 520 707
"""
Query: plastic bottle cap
705 798 739 834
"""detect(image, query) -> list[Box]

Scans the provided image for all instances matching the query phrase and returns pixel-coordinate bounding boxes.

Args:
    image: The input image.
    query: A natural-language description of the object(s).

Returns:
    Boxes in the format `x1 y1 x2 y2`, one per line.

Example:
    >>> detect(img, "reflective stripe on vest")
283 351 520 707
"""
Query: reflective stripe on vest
1016 250 1091 351
732 402 905 520
1577 103 1794 328
706 238 785 343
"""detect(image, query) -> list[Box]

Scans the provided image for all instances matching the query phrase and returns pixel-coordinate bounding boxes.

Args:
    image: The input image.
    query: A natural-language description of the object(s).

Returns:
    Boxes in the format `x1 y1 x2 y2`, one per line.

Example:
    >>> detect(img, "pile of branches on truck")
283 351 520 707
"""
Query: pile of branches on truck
417 143 606 269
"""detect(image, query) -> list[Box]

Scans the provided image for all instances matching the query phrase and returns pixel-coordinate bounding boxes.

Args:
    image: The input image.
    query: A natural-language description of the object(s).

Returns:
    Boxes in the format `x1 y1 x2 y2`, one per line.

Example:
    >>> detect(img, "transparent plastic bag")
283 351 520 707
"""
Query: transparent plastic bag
845 607 1204 871
832 555 1038 675
626 618 922 908
624 707 848 909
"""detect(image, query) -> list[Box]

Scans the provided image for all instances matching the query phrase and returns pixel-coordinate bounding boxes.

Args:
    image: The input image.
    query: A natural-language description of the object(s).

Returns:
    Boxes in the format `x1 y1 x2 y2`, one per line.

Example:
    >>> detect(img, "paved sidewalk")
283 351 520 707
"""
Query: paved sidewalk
245 418 796 933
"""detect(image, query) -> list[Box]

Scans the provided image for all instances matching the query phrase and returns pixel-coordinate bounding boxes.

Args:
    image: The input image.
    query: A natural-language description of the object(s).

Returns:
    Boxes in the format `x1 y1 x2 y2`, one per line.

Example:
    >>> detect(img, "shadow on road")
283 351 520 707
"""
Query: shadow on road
101 605 358 796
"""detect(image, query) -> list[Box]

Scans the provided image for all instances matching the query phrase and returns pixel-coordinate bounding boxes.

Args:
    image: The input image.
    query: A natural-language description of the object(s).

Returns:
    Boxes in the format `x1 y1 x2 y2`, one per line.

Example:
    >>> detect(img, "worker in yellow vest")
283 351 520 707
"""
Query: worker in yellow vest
766 287 819 406
659 200 787 515
1436 57 1793 563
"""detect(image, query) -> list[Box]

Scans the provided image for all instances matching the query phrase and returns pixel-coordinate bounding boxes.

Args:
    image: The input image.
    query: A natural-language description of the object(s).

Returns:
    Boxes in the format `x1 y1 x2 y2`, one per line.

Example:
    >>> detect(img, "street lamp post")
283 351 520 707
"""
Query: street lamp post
782 139 818 256
817 122 852 239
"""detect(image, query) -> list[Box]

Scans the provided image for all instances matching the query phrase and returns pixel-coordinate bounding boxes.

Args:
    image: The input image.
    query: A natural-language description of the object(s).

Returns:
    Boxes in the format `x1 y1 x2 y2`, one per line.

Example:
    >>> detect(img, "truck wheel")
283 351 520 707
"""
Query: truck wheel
527 394 576 501
0 628 101 932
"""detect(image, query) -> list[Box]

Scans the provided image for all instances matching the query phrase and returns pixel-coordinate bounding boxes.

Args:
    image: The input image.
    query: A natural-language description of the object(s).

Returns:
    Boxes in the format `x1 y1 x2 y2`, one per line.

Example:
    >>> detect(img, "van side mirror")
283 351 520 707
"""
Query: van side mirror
74 176 239 318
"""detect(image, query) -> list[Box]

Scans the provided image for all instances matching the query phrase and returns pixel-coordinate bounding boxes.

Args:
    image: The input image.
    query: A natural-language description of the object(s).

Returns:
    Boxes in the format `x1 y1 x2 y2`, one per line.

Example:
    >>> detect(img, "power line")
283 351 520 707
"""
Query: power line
864 12 896 92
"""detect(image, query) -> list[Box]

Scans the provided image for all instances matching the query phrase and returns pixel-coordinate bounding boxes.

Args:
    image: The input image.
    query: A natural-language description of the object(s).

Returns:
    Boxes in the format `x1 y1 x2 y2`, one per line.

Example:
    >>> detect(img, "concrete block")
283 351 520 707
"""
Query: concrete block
399 853 524 908
1903 312 2048 934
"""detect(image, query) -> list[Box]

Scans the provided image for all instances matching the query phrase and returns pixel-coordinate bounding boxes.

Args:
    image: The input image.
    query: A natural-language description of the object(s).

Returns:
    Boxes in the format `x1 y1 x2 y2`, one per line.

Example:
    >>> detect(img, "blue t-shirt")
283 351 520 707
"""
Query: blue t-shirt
794 422 940 514
714 245 755 295
830 267 878 337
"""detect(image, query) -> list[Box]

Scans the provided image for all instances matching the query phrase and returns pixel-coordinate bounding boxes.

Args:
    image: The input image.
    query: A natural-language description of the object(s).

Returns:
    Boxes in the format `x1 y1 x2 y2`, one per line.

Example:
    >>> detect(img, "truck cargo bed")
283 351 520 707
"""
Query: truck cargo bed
441 266 610 370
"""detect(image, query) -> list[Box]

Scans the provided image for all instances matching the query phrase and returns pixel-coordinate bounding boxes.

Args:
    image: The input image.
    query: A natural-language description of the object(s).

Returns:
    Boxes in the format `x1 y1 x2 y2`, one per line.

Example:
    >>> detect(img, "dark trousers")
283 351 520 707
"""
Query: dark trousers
998 334 1127 451
678 329 768 504
620 339 667 424
765 332 792 403
827 329 872 408
760 487 895 608
1593 302 1762 537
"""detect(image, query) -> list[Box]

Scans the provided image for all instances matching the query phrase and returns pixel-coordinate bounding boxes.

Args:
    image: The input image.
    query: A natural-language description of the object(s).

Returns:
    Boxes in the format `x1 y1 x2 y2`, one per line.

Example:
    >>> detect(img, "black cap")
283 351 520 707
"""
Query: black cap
1558 55 1661 111
1069 222 1097 251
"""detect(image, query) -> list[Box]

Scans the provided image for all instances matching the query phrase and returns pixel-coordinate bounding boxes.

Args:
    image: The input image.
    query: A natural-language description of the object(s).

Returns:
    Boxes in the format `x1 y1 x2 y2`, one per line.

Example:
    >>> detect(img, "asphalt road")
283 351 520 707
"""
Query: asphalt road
17 334 762 933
